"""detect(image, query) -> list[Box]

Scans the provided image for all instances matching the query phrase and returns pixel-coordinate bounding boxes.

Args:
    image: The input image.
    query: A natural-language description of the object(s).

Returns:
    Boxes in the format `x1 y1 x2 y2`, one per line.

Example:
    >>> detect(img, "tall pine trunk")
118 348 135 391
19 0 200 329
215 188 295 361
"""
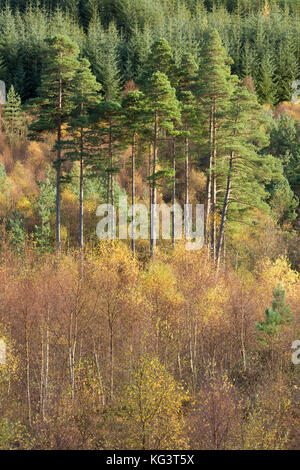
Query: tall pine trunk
131 133 136 256
150 112 159 259
172 139 176 250
205 105 214 256
108 121 114 239
79 126 84 250
216 151 233 270
56 77 62 251
185 137 189 207
211 102 217 261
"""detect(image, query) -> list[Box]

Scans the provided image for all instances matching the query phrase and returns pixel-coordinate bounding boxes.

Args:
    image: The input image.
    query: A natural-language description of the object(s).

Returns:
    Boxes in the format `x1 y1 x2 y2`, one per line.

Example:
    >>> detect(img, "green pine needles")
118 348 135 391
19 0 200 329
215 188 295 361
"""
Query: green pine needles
256 284 294 337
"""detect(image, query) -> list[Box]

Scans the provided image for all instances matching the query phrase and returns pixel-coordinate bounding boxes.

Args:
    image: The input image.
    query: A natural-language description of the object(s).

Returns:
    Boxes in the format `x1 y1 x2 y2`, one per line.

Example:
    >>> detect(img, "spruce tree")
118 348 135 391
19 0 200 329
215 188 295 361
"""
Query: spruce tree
85 19 121 101
275 35 298 104
2 85 27 149
256 52 276 106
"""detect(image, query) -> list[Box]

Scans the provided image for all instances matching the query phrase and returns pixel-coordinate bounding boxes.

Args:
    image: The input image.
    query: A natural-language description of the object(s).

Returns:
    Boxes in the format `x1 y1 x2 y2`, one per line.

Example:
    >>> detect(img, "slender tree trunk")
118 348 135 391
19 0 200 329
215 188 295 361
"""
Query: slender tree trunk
44 308 50 418
150 113 159 259
40 307 50 420
131 133 136 256
56 166 61 251
40 327 44 417
68 306 77 401
109 121 114 239
216 151 233 270
172 139 176 250
185 136 190 240
185 137 189 207
79 127 84 250
107 171 110 229
211 102 217 261
56 78 62 251
25 320 32 427
109 319 114 400
205 105 213 256
148 144 152 252
92 336 106 407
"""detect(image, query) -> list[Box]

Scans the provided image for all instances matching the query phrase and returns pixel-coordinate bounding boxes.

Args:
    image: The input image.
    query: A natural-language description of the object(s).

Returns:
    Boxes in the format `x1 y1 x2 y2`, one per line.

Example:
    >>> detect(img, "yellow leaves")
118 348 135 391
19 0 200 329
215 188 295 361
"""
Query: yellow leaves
259 256 299 291
61 225 68 243
262 0 270 18
16 195 34 219
122 356 189 450
62 188 77 207
26 141 47 174
11 161 37 198
143 261 183 307
201 283 229 323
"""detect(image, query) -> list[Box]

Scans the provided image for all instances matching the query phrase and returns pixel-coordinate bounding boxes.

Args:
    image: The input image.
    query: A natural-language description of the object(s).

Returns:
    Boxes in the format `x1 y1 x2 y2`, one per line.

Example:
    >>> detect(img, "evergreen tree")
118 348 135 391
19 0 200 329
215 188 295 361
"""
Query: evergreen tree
264 113 300 198
141 71 181 257
34 167 56 253
195 28 235 259
275 35 298 104
29 35 80 251
7 210 25 255
85 19 121 100
122 90 147 256
137 38 178 89
256 52 276 106
93 100 123 238
65 58 101 249
178 53 199 209
215 85 271 268
256 284 293 337
2 85 27 149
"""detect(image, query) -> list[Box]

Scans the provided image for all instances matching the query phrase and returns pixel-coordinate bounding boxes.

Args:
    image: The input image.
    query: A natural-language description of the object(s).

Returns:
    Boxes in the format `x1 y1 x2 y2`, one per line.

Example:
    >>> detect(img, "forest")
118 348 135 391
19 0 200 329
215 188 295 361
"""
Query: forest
0 0 300 451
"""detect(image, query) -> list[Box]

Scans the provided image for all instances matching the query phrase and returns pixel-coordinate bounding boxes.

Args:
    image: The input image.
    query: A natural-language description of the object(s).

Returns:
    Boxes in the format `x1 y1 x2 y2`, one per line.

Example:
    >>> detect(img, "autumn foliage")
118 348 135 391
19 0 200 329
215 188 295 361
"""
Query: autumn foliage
0 243 299 450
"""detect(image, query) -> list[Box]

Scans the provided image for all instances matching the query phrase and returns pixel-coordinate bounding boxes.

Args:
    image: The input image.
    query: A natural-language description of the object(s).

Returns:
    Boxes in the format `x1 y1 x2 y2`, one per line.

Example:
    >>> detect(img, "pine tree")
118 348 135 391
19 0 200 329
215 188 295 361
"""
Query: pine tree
256 284 293 337
140 71 181 257
137 38 178 89
29 35 80 251
178 53 199 211
122 90 147 256
215 84 271 268
65 58 101 249
195 28 235 259
93 99 123 238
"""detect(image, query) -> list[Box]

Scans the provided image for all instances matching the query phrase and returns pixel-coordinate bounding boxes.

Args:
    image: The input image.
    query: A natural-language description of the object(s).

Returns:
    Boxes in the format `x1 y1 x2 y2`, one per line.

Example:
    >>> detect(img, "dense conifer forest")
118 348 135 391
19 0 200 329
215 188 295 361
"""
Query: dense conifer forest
0 0 300 451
